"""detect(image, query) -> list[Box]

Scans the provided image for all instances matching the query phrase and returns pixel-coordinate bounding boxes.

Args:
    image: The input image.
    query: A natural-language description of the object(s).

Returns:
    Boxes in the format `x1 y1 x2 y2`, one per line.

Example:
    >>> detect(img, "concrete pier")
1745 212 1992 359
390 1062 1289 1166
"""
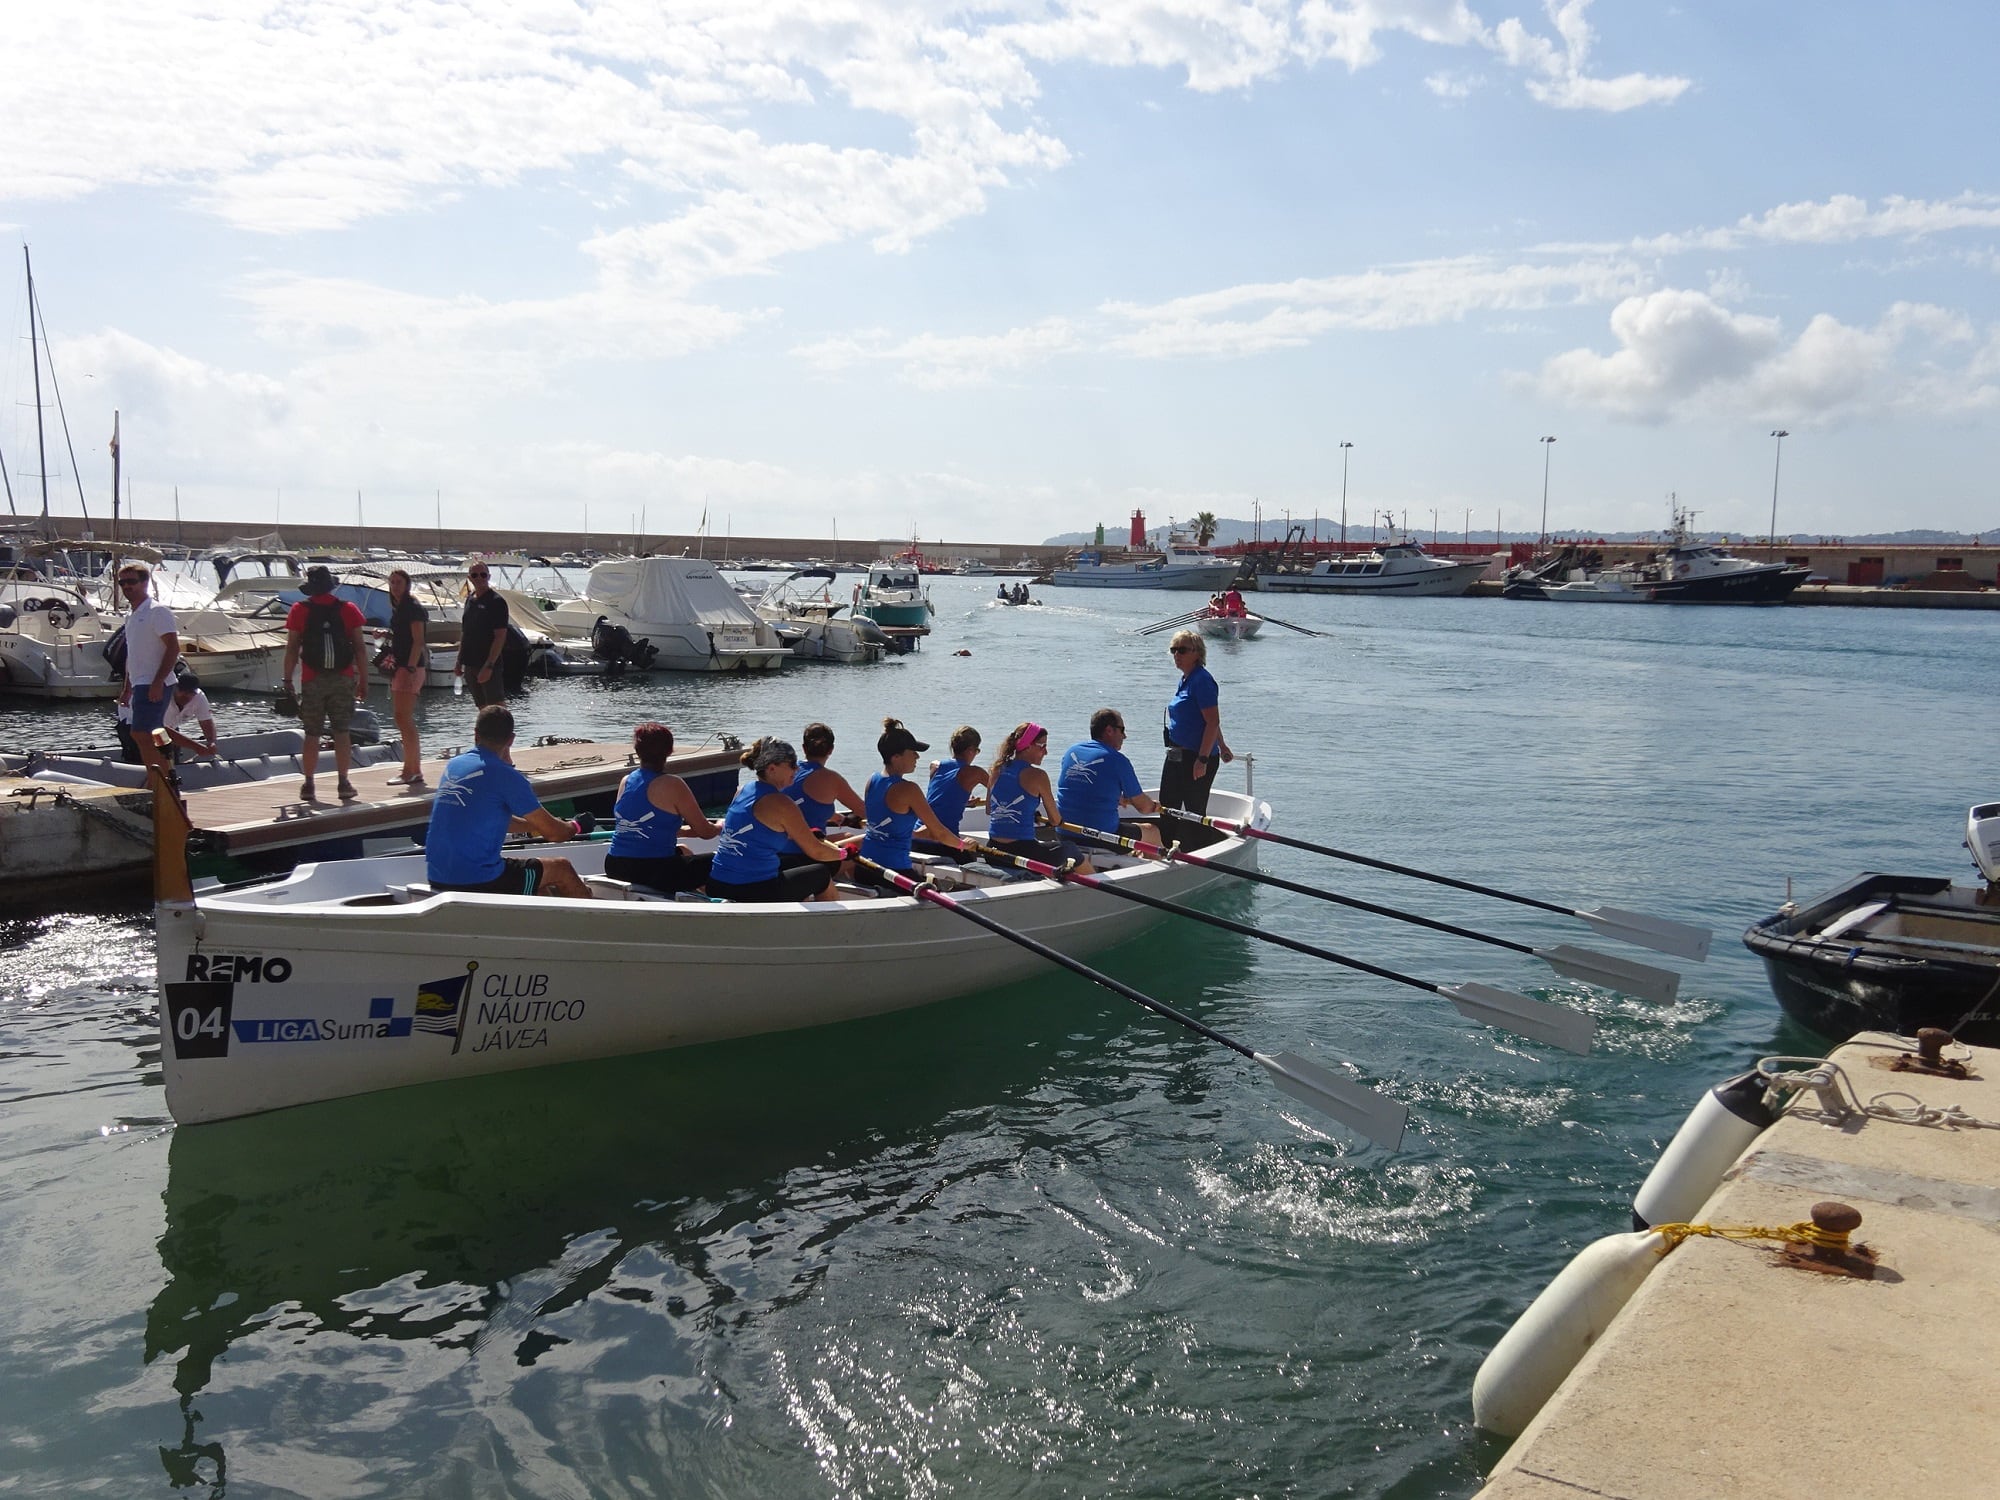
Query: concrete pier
1477 1031 2000 1500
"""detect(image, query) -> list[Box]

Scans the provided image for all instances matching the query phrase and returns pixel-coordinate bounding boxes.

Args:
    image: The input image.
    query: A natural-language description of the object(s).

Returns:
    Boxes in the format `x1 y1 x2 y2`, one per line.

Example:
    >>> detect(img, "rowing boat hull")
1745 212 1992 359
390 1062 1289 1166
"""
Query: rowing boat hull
157 793 1269 1124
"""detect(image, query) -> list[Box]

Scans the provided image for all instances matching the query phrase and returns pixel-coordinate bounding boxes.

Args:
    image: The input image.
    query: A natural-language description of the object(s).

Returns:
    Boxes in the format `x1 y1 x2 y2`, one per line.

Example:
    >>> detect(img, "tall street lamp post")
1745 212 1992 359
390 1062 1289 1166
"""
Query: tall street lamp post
1338 441 1353 551
1768 429 1790 558
1538 435 1557 546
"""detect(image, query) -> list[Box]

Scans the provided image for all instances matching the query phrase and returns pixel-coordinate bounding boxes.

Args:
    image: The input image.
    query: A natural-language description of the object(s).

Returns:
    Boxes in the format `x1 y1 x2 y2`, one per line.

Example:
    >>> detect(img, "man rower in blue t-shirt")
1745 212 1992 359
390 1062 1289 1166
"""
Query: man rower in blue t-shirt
1055 707 1161 845
425 705 593 898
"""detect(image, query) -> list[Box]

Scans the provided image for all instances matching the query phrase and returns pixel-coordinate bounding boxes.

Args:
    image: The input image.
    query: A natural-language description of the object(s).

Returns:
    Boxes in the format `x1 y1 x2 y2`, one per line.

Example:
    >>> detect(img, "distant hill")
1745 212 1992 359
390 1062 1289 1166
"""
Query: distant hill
1042 520 1997 548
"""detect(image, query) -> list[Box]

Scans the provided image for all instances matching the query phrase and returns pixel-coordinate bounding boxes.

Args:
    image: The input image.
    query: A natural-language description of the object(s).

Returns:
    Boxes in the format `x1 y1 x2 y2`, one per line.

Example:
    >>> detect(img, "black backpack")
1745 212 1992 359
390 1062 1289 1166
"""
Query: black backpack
301 599 354 671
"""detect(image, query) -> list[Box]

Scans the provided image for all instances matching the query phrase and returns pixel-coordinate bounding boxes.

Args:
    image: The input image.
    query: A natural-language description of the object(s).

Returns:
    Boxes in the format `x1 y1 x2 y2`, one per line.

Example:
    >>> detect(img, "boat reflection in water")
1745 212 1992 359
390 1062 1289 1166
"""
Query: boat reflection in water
146 915 1261 1491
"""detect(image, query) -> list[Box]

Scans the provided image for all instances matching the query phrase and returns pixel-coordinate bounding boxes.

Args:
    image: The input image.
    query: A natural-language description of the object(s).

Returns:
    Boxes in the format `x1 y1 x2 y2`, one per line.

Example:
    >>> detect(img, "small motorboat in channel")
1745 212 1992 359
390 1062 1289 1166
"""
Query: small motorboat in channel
150 765 1273 1126
1742 803 2000 1046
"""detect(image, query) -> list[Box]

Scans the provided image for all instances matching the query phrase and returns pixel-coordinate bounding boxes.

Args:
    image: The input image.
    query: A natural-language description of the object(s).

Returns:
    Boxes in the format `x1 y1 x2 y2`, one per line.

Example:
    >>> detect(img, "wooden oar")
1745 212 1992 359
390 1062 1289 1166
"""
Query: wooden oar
856 857 1407 1148
1137 610 1208 636
1248 609 1330 638
979 846 1595 1054
1061 821 1680 1004
1158 810 1711 961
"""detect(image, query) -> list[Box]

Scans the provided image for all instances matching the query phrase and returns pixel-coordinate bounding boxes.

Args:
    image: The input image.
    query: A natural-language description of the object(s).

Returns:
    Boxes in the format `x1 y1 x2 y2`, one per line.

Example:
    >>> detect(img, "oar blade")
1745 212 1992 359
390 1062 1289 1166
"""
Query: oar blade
1254 1051 1407 1150
1439 982 1596 1055
1536 943 1681 1005
1578 906 1712 962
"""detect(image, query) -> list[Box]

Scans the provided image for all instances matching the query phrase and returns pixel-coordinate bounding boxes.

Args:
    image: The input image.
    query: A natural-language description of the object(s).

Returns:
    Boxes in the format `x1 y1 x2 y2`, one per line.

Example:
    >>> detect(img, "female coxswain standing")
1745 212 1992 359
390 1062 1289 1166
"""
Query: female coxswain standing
706 739 851 902
1160 629 1232 846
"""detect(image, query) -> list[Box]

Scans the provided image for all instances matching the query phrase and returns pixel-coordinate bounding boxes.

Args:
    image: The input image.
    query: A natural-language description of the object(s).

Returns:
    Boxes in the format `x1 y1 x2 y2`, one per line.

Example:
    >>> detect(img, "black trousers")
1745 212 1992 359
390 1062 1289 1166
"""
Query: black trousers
1159 745 1226 849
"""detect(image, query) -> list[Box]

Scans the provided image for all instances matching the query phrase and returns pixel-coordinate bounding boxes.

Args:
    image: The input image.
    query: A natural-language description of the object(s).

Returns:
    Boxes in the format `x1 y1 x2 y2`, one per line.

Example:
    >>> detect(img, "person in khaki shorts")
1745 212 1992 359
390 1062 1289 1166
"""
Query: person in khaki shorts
282 564 370 801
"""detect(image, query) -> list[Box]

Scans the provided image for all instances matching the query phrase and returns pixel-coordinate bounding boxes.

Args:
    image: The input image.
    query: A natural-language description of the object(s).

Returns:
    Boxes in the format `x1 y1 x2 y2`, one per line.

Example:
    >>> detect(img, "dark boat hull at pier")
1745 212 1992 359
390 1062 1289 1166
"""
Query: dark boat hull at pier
1744 872 2000 1045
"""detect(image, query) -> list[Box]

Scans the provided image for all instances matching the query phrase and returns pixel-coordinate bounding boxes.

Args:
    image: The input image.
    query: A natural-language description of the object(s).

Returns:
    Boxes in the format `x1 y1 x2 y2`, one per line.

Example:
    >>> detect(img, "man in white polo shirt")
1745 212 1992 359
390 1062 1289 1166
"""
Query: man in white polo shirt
115 564 180 773
163 674 219 759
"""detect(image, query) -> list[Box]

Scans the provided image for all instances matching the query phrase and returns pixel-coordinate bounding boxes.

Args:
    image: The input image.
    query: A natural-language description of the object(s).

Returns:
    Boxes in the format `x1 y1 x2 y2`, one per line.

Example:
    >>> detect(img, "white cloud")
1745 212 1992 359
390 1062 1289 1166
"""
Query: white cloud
793 318 1085 388
1532 289 1995 421
1103 254 1652 357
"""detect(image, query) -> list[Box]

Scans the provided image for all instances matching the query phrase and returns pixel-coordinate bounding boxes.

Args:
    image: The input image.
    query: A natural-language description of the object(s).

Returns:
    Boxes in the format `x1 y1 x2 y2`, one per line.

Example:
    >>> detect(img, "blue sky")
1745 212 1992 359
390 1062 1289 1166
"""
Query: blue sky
2 2 1995 546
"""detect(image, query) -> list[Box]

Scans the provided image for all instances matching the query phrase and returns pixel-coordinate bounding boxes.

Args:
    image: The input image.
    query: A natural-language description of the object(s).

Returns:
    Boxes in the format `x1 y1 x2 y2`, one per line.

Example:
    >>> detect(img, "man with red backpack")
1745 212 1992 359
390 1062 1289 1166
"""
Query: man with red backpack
282 564 369 801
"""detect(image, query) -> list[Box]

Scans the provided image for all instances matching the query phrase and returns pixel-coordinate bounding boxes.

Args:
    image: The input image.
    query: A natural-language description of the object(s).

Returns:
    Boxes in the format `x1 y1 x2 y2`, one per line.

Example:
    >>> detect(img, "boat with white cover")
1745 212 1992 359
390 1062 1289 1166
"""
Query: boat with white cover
536 556 789 672
1259 527 1492 598
150 777 1269 1125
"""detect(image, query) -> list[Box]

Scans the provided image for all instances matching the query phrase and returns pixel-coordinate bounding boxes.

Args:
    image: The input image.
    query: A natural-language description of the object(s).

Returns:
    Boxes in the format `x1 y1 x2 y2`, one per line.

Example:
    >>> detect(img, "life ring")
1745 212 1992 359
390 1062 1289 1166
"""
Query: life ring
1630 1069 1779 1231
1472 1230 1665 1437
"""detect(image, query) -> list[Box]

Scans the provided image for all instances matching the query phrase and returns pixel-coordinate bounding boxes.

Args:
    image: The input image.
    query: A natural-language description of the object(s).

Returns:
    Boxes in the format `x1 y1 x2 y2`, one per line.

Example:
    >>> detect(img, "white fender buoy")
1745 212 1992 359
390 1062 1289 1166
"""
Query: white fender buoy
1631 1069 1780 1231
1472 1230 1663 1438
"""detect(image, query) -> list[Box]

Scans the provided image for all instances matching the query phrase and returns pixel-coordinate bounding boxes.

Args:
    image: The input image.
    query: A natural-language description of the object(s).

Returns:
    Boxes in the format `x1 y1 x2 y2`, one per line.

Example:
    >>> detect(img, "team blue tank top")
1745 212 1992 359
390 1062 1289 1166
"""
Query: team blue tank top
785 760 837 828
925 758 974 834
709 783 794 885
987 759 1040 841
858 772 919 871
608 768 683 859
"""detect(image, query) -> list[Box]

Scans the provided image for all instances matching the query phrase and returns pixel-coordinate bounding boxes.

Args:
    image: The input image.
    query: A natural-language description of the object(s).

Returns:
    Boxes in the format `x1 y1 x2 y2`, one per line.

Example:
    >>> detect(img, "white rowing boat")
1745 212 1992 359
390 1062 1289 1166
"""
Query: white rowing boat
152 776 1269 1125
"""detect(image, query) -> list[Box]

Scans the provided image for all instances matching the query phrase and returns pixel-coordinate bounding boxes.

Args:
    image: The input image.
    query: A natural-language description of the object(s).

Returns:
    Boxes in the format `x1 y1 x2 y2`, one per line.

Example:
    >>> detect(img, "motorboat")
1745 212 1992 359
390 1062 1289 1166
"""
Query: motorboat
1742 803 2000 1046
538 556 789 672
148 773 1272 1125
853 563 932 630
752 568 889 663
1512 507 1810 605
1046 529 1238 591
5 722 399 793
1260 525 1492 598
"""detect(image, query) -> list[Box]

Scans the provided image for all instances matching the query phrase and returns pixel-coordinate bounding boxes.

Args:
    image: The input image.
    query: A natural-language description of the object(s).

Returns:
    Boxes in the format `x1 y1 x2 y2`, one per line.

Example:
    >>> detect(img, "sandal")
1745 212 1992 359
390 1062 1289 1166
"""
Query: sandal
337 781 359 801
387 771 418 785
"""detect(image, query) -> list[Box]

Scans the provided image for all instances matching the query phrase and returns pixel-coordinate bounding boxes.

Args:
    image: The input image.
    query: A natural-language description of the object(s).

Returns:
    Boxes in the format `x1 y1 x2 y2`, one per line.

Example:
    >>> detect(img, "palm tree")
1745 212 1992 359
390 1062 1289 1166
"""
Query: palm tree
1192 511 1218 547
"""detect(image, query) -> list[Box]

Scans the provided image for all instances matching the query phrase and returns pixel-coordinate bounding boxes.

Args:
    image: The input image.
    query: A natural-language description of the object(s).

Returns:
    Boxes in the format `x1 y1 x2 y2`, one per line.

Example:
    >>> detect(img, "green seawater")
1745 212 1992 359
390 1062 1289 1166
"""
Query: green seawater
2 577 1995 1497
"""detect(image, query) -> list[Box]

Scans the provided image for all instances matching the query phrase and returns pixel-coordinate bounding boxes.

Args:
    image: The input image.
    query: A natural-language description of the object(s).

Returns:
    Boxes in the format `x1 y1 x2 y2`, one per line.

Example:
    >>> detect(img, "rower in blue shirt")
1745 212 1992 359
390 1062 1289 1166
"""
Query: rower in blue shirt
1056 708 1160 848
426 705 592 898
855 718 970 887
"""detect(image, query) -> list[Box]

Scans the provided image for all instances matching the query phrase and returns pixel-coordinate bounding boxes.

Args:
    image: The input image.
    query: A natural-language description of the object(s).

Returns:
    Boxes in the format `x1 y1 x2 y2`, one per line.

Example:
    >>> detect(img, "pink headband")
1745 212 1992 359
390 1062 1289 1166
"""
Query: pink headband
1020 721 1045 749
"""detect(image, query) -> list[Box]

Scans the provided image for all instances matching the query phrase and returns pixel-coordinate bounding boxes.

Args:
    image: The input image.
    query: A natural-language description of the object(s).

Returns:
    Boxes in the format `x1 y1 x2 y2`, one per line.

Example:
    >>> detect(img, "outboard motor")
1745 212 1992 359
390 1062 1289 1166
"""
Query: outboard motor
501 622 534 691
590 614 636 674
346 704 385 746
1967 803 2000 886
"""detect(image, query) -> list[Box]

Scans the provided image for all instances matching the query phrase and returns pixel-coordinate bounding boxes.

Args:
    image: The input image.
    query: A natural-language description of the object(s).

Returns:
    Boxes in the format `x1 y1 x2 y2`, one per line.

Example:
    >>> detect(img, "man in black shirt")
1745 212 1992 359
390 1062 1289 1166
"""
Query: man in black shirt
456 561 511 707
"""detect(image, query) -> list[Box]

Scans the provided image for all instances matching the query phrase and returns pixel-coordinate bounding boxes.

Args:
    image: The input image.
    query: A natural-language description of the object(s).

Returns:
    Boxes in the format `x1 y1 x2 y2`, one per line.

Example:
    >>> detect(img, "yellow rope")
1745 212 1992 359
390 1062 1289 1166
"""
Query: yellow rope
1647 1220 1851 1256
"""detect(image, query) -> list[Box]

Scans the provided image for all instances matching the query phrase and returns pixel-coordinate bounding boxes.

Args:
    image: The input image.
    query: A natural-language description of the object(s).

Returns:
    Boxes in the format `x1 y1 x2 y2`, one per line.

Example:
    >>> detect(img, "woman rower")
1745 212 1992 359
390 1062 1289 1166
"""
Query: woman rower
705 738 851 902
786 722 866 832
913 725 988 857
603 722 721 893
984 720 1091 873
855 719 972 887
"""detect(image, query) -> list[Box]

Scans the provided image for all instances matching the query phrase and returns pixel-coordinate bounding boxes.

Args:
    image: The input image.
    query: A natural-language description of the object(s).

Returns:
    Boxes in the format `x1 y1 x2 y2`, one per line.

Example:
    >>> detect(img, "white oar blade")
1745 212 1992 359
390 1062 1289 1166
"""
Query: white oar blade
1536 944 1681 1005
1440 982 1596 1055
1255 1051 1407 1151
1577 905 1712 962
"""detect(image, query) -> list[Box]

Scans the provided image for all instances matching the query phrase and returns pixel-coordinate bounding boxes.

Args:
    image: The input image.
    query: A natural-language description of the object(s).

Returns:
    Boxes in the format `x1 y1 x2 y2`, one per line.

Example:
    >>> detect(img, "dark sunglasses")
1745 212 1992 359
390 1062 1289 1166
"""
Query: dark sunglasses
1170 644 1193 654
117 576 147 587
468 570 489 578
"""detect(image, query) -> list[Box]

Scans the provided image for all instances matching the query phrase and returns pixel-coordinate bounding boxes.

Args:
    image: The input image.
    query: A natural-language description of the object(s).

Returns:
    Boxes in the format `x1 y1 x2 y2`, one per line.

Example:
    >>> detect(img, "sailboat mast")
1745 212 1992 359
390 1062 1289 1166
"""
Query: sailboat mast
26 246 51 538
110 411 121 553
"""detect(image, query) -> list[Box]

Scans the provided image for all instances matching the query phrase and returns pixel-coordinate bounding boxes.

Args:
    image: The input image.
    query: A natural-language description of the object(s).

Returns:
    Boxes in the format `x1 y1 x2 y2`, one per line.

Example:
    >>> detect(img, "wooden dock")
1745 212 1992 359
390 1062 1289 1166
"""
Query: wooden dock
1 739 743 903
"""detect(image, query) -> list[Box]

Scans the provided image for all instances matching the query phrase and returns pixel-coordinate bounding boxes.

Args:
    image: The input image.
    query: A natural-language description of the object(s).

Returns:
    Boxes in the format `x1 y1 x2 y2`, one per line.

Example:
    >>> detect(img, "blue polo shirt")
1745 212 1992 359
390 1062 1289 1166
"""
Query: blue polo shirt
426 746 541 885
1056 739 1143 836
1165 665 1219 751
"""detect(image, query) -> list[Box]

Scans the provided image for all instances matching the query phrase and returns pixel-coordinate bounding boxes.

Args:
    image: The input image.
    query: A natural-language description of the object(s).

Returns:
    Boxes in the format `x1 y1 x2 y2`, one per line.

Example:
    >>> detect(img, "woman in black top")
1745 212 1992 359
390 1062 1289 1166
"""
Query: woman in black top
386 569 428 785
